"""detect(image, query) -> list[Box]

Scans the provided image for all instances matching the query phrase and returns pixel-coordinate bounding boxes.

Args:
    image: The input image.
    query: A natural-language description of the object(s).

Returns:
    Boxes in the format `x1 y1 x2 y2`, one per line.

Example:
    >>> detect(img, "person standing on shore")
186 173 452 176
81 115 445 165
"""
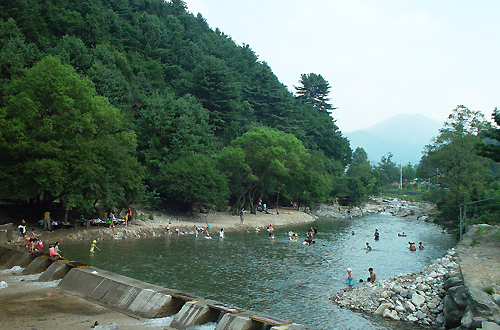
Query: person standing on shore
43 211 51 231
28 228 38 252
240 208 245 225
17 220 26 242
127 208 132 224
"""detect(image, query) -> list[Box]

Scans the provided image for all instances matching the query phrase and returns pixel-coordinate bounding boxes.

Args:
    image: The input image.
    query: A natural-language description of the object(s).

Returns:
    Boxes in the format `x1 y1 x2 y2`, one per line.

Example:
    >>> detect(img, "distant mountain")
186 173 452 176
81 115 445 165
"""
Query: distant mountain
345 114 443 165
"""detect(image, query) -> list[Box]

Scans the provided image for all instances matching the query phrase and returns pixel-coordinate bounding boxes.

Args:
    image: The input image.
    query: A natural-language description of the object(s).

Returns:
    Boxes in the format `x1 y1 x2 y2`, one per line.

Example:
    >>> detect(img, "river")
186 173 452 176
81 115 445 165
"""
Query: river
61 214 457 330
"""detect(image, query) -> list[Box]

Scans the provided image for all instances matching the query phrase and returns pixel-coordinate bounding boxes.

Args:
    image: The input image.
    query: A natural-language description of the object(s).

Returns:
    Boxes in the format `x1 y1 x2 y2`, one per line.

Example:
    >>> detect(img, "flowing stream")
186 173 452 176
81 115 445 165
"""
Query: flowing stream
61 214 456 330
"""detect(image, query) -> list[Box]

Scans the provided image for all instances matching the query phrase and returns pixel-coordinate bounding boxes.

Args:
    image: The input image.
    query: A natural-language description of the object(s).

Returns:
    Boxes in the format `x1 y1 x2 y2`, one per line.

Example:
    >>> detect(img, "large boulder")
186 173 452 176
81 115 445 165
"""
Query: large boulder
382 309 400 321
411 292 425 307
374 303 392 316
445 310 464 329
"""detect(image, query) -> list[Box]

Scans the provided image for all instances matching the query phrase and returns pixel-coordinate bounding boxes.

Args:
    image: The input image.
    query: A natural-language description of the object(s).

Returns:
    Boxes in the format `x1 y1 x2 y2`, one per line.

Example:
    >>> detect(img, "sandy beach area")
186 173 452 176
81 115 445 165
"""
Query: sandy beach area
33 207 317 244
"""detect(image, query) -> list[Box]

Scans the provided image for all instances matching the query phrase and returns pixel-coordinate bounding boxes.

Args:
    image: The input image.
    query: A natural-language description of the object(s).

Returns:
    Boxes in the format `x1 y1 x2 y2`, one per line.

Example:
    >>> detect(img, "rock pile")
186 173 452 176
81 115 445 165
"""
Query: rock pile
312 197 438 221
332 249 460 327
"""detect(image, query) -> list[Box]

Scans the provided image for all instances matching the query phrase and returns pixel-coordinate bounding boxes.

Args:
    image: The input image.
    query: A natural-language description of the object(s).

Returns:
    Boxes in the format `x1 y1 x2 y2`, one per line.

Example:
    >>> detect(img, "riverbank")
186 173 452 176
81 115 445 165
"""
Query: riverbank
19 207 316 245
331 224 500 329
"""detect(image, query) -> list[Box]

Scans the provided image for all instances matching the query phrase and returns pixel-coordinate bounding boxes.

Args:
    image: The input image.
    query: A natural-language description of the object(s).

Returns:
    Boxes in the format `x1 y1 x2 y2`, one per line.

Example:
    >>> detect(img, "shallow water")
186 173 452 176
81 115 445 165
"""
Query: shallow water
61 214 457 330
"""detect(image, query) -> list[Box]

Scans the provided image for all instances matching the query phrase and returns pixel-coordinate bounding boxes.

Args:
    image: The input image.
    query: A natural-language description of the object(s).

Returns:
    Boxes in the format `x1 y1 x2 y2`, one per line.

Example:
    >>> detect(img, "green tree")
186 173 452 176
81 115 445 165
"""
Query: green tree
135 92 217 187
402 163 416 184
419 105 492 222
351 147 370 167
377 152 399 185
159 153 229 214
0 56 143 212
478 107 500 162
218 127 307 212
294 73 334 112
285 150 336 209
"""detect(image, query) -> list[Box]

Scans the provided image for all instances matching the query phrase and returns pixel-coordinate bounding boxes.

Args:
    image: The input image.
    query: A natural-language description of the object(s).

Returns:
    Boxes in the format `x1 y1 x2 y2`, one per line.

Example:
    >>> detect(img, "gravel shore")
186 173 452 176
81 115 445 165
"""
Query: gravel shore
26 207 316 245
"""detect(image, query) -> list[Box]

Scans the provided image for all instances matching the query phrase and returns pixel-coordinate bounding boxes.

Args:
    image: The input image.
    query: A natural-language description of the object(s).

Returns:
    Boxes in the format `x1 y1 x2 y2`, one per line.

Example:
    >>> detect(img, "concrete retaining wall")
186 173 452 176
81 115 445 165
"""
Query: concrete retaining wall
0 245 316 330
58 267 181 318
0 223 14 243
38 260 71 281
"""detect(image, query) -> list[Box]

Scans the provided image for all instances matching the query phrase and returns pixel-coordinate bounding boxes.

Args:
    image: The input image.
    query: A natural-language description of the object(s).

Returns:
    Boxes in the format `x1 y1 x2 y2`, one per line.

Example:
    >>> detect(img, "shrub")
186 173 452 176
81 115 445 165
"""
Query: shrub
484 287 495 295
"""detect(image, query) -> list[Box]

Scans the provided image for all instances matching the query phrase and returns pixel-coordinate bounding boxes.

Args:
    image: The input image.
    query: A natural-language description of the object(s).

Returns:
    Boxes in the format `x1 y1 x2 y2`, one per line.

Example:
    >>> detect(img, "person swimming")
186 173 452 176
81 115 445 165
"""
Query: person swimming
366 242 372 251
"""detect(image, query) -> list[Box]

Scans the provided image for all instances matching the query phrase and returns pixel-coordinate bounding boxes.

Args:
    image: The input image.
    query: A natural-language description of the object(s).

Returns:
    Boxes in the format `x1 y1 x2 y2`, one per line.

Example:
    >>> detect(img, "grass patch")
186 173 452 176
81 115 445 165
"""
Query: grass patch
475 226 500 239
476 226 496 236
484 286 495 295
470 239 480 246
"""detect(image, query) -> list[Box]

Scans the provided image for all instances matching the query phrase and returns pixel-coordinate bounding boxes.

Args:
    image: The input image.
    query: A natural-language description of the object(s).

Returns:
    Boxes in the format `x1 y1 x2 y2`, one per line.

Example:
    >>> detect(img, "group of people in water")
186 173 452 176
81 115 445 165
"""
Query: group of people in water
345 228 426 285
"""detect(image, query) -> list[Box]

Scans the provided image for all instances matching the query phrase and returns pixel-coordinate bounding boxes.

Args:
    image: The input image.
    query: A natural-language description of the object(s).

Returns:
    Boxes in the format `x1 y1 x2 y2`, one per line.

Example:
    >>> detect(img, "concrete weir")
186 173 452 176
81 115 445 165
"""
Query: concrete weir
0 245 316 330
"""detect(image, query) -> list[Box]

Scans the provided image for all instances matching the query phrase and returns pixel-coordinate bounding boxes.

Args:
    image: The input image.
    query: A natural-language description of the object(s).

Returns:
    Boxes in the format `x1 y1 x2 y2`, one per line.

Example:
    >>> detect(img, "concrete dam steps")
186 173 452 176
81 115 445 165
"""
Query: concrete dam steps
0 245 314 330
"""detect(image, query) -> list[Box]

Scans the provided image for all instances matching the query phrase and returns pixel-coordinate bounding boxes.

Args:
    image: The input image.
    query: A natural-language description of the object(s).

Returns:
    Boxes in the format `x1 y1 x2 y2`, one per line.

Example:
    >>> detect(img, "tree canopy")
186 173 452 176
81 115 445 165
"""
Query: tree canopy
0 56 143 211
0 0 357 213
418 105 493 222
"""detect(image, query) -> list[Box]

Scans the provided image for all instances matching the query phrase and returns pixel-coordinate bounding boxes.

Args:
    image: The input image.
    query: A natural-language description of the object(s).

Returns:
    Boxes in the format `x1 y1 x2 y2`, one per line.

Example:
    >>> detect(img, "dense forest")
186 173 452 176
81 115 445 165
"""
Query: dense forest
2 0 499 228
0 0 382 215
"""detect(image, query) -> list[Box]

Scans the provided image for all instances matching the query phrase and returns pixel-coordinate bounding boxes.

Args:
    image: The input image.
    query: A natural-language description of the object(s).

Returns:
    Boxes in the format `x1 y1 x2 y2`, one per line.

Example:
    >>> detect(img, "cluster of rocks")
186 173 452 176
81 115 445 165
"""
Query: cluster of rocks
332 249 462 327
312 197 438 221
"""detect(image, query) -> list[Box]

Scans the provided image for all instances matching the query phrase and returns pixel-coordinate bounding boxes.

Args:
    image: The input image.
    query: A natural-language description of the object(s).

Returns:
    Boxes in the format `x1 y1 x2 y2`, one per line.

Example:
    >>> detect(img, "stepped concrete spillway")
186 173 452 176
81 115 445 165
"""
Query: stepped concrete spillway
0 244 316 330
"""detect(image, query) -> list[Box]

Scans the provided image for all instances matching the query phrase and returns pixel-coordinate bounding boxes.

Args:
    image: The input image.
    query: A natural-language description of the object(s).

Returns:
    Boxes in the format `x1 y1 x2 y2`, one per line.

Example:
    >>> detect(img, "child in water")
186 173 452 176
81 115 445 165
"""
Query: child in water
346 268 354 285
90 240 100 253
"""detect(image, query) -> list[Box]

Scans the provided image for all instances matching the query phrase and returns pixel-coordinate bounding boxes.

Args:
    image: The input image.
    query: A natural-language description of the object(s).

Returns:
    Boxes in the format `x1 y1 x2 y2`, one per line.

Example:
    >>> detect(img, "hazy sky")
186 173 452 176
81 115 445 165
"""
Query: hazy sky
185 0 500 132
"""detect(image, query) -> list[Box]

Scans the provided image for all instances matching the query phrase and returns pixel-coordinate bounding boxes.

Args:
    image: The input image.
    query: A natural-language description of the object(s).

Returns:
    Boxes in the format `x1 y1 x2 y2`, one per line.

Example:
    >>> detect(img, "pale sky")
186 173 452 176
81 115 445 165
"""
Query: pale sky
185 0 500 132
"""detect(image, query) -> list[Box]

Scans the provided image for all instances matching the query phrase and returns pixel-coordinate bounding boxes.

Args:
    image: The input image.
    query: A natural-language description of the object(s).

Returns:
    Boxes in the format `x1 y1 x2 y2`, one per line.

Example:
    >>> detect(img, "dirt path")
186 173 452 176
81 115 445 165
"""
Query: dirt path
456 224 500 296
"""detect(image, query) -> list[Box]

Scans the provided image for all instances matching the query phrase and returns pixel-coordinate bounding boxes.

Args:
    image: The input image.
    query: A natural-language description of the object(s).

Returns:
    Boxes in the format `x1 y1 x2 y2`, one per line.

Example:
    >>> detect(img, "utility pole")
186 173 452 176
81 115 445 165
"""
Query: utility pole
399 161 403 190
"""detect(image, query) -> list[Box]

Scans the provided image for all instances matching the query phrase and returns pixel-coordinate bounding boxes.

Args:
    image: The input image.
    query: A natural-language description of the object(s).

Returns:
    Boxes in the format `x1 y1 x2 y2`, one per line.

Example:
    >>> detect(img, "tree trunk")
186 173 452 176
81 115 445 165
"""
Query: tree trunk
276 191 280 214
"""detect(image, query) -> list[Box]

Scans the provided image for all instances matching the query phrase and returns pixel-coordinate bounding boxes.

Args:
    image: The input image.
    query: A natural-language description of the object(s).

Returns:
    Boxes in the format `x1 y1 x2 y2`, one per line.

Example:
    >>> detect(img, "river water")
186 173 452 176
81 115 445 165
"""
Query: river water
61 214 457 330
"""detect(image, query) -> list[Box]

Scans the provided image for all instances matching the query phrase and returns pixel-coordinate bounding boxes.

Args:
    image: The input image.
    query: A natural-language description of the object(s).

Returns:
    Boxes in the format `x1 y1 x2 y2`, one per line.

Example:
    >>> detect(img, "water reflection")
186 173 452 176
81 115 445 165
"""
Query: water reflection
62 214 456 330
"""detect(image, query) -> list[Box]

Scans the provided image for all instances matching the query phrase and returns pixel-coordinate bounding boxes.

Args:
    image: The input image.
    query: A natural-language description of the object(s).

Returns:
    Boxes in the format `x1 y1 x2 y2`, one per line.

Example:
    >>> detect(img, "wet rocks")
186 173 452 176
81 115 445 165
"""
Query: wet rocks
332 249 460 327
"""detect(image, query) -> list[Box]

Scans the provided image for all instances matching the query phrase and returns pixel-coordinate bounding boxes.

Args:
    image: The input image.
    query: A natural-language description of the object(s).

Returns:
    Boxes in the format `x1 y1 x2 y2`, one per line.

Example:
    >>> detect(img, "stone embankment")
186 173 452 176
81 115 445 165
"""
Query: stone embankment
312 197 438 221
332 249 459 326
332 224 500 330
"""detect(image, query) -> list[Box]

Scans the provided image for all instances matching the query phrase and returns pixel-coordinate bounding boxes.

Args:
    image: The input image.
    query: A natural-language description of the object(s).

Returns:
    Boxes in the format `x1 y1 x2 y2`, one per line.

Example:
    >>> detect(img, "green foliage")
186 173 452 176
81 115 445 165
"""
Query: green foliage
160 153 229 211
419 105 492 223
0 0 355 212
219 127 311 211
143 189 162 211
478 107 500 162
470 239 480 246
377 152 400 184
351 147 370 167
484 286 495 295
295 73 334 113
0 56 143 211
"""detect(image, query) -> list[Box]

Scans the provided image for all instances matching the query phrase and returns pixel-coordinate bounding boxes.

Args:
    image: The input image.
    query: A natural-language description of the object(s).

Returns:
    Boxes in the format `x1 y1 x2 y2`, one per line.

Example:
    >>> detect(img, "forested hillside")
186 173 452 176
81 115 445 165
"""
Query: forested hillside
0 0 359 214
